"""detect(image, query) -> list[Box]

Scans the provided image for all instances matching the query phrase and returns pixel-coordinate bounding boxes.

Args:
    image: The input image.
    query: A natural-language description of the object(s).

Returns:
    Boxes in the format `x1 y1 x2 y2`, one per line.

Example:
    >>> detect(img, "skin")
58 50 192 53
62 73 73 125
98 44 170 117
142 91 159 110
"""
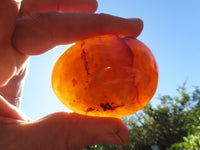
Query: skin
0 0 143 149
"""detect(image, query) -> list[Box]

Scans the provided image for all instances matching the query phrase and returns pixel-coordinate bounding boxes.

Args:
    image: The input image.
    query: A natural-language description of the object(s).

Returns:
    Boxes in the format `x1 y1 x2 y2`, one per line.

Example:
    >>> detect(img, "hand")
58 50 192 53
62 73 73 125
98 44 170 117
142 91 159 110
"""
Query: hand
0 0 143 149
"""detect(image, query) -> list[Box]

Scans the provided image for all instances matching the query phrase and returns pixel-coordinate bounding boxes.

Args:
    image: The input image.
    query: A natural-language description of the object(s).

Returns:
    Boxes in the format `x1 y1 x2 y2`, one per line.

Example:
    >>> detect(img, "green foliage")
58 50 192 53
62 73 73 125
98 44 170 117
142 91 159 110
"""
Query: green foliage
124 82 197 149
169 133 200 150
84 143 135 150
169 107 200 150
85 82 200 150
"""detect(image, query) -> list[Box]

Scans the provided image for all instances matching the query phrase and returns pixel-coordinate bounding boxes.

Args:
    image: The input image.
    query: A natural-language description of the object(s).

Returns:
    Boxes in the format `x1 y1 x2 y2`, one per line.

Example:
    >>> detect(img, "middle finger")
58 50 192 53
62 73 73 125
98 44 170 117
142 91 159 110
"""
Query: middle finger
20 0 98 17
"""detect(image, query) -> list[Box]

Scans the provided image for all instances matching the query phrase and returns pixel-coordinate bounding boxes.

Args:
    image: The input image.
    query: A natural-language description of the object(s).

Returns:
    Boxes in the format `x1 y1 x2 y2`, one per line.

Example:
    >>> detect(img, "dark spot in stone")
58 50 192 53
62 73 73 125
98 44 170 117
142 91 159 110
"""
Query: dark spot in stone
72 79 77 87
81 41 85 48
86 107 95 113
100 102 124 111
81 49 90 75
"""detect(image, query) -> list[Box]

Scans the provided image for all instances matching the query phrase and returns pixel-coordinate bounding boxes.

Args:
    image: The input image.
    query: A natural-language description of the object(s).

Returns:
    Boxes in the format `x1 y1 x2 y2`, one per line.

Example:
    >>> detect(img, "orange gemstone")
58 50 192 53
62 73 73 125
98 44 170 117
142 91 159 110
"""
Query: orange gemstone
52 35 158 118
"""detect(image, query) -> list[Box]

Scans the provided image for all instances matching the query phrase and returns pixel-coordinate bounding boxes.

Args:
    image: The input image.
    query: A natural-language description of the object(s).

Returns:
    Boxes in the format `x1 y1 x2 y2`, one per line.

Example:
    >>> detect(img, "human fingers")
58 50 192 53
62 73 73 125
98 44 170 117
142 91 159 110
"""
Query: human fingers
8 112 129 150
20 0 98 17
0 95 30 122
0 0 18 42
0 61 29 107
43 112 130 147
13 12 143 55
0 0 25 87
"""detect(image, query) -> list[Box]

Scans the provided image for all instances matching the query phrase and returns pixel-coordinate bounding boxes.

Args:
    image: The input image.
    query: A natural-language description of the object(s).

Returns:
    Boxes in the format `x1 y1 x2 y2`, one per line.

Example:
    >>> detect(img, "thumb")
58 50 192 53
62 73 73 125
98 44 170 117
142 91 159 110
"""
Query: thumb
46 112 130 148
15 112 130 150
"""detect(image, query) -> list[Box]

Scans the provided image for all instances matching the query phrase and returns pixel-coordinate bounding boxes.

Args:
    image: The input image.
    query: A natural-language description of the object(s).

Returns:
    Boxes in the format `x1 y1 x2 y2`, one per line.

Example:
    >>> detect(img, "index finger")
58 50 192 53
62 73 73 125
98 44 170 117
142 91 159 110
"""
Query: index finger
13 12 143 55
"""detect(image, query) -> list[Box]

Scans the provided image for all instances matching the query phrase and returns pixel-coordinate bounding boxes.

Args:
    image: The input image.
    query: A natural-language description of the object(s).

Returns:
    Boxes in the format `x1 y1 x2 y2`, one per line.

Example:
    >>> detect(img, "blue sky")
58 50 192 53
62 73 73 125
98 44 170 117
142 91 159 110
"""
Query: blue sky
21 0 200 120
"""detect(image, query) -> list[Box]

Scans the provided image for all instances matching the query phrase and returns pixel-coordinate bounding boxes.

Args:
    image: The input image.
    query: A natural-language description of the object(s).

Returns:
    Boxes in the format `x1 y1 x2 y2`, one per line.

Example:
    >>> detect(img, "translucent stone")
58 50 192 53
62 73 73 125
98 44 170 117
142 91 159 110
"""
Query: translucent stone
52 35 158 118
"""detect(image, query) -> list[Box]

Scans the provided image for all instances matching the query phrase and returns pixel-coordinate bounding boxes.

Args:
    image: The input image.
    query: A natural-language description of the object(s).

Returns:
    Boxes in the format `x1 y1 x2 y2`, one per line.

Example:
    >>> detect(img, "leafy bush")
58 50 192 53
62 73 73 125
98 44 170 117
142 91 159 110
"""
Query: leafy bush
169 107 200 150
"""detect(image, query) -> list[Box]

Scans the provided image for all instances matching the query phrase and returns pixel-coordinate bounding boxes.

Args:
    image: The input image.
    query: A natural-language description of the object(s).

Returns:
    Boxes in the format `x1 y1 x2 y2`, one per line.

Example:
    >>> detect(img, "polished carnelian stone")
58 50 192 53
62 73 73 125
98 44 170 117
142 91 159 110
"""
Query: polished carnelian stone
52 35 158 118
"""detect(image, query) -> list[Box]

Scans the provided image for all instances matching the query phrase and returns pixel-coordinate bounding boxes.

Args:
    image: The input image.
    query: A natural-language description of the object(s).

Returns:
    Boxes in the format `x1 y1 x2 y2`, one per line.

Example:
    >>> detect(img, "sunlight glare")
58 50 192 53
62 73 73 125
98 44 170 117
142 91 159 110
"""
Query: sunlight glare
15 0 22 2
15 0 22 9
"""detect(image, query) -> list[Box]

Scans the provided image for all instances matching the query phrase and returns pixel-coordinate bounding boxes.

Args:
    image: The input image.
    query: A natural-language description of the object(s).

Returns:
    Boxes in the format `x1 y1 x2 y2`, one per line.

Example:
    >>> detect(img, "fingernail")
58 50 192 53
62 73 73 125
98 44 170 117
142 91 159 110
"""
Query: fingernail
131 18 143 27
128 18 144 37
129 18 143 24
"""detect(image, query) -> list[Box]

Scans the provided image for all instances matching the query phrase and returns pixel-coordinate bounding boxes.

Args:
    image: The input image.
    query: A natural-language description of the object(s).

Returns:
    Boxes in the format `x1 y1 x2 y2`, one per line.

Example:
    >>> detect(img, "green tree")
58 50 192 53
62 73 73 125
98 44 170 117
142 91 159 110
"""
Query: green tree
125 82 199 149
169 107 200 150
